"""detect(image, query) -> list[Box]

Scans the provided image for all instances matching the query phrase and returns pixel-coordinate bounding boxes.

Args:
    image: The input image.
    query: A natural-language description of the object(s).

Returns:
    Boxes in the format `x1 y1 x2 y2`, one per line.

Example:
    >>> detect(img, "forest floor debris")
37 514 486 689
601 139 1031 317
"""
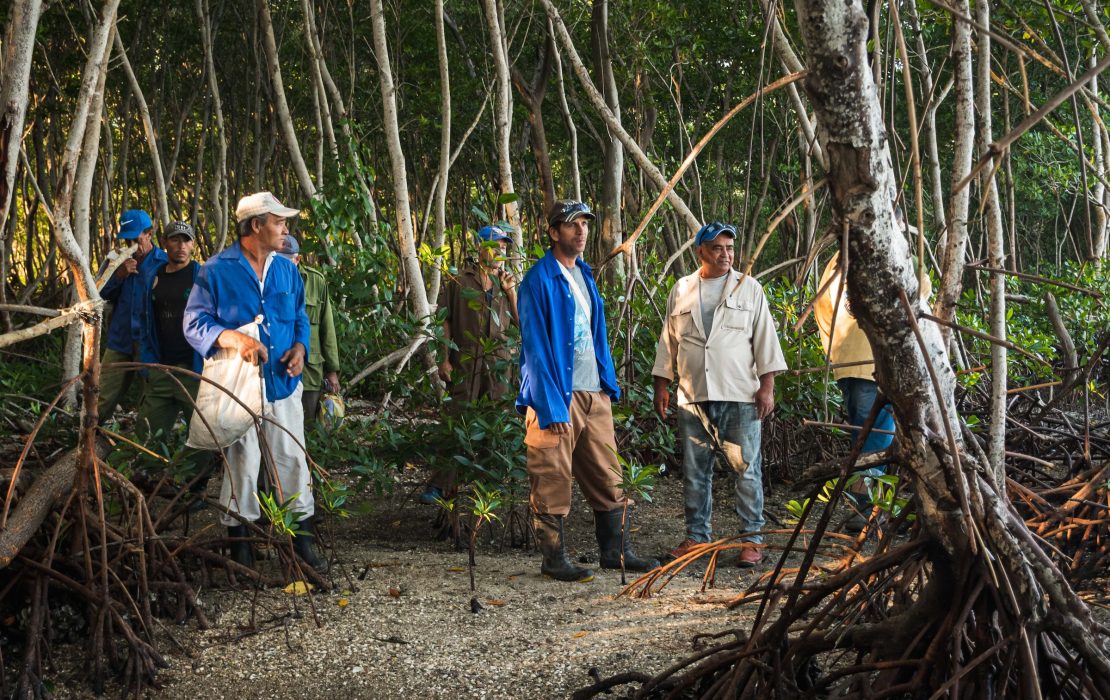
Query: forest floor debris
43 475 786 699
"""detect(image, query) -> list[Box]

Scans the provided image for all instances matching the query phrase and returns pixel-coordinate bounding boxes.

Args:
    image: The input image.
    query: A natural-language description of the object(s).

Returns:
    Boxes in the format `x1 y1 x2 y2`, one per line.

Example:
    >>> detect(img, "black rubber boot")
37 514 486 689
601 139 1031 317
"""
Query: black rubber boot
293 519 330 574
533 513 593 582
227 525 254 568
594 508 661 572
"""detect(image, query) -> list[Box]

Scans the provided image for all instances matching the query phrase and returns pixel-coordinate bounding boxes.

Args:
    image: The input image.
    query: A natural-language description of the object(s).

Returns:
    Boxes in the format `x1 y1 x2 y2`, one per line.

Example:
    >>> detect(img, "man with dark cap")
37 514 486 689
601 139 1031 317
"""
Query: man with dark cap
99 209 166 421
184 191 327 573
419 224 518 505
135 221 212 504
516 200 658 582
276 235 341 431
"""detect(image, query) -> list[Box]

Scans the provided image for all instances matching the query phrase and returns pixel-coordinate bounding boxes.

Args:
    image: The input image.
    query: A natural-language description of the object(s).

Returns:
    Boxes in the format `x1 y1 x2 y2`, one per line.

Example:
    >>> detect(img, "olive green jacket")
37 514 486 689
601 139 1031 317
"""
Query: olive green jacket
301 265 340 391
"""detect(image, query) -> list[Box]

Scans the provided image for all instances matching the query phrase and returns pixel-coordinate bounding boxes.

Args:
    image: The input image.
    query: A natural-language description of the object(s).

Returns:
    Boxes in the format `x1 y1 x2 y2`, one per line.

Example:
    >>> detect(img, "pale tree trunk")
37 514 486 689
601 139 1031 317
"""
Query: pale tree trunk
1092 54 1109 260
257 0 318 201
0 0 43 243
907 0 948 236
368 0 431 324
302 0 338 165
591 0 624 280
63 28 112 407
974 0 1008 482
935 0 975 336
309 61 325 188
552 43 581 201
315 31 375 244
480 0 520 248
539 0 701 237
0 0 44 332
793 0 1110 692
114 33 171 227
510 33 556 218
427 0 452 305
1096 120 1105 260
758 0 827 171
195 0 229 251
55 0 120 302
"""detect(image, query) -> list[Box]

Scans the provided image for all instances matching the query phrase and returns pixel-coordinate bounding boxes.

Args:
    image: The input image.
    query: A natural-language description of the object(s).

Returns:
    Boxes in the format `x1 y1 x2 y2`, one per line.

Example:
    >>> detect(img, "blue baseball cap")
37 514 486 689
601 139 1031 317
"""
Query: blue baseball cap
119 209 153 239
476 225 512 244
694 221 738 246
278 235 301 259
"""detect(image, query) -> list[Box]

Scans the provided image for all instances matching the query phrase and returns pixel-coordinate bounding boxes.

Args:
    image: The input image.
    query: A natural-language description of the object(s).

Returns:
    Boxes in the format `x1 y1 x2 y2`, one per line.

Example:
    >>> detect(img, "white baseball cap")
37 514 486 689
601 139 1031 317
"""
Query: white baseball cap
235 191 301 223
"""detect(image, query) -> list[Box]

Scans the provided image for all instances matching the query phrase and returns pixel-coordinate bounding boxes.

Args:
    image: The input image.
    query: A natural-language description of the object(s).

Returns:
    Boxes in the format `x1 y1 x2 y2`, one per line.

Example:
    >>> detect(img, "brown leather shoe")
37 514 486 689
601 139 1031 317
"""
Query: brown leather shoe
668 538 701 560
736 546 763 568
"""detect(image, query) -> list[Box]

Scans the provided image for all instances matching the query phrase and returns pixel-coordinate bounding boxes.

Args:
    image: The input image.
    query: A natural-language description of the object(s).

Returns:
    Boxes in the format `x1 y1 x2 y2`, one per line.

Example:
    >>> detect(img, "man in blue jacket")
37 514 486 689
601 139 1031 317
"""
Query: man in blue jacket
184 192 326 573
517 200 658 582
98 209 166 421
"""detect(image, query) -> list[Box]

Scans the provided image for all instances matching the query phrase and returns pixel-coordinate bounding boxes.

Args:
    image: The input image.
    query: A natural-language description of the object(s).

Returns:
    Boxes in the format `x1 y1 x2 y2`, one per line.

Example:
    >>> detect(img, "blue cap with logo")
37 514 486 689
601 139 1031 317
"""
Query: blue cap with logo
694 221 738 246
476 225 512 244
119 209 154 240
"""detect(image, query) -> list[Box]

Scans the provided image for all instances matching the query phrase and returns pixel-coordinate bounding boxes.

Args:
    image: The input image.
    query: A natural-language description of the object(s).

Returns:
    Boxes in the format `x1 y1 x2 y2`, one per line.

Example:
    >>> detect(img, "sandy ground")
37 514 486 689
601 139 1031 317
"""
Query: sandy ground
47 471 785 699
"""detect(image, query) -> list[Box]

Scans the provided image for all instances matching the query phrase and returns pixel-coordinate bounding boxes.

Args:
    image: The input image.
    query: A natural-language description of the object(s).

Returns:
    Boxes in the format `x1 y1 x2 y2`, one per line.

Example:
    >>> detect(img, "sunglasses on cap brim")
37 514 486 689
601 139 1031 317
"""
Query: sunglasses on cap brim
554 202 592 221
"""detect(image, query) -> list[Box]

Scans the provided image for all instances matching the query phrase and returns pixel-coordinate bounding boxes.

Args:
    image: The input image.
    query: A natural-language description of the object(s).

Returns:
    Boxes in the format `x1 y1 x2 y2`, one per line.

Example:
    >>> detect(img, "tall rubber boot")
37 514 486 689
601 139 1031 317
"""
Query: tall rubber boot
293 518 330 574
594 508 661 572
227 525 254 568
532 513 593 582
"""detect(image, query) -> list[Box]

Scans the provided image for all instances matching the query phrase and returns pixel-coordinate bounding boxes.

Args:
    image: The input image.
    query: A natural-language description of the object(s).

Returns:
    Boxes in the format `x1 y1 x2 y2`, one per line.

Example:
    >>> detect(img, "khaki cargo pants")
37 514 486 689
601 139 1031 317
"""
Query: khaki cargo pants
524 391 628 516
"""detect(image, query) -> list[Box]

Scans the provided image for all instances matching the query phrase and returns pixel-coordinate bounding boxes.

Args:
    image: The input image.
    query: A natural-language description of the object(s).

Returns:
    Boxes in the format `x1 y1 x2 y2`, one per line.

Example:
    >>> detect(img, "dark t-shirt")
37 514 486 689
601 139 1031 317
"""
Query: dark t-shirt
151 265 195 365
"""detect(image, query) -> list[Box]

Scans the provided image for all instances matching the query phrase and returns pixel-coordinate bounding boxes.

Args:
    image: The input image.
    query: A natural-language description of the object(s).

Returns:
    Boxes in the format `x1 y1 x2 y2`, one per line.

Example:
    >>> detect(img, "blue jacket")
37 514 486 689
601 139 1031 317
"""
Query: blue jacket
183 242 311 402
101 246 168 361
516 249 619 428
146 260 203 374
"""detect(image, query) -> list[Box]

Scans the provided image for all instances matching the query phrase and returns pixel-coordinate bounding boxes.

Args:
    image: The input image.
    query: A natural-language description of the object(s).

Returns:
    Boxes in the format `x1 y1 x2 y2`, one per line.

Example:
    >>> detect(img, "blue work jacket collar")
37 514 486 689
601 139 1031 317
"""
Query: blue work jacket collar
537 248 594 280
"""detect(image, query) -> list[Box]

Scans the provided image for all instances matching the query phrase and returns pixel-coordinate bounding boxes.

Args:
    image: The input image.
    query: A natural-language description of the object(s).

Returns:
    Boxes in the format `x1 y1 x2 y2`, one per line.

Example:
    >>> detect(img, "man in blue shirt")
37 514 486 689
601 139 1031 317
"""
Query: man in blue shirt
517 200 658 582
184 191 326 573
98 209 166 421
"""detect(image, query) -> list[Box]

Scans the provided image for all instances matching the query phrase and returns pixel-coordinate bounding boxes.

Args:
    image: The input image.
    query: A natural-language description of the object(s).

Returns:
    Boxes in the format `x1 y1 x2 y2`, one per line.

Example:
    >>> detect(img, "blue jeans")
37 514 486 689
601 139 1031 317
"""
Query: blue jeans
678 401 764 544
838 377 894 476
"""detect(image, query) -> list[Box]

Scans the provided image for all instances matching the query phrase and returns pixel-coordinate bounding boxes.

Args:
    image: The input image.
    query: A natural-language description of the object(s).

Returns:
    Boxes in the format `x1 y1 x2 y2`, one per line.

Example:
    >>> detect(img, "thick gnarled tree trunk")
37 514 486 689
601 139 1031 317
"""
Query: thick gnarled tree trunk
793 0 1110 694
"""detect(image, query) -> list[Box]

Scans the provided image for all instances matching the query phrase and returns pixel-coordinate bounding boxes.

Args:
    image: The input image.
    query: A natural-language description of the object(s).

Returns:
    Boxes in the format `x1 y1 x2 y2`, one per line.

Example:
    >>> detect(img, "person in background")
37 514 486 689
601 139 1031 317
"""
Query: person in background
276 235 341 433
420 225 517 505
134 221 212 507
98 209 166 421
814 206 930 531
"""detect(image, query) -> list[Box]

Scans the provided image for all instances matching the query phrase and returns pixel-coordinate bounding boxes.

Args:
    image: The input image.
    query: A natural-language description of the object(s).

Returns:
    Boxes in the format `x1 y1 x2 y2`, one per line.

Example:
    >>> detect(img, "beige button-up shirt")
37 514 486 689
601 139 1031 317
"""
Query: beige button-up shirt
652 269 788 405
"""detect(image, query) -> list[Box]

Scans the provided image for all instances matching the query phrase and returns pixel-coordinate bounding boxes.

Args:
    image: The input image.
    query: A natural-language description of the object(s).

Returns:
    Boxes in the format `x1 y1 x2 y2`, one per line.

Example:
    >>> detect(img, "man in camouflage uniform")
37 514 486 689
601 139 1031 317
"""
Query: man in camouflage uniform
420 225 518 504
277 236 341 431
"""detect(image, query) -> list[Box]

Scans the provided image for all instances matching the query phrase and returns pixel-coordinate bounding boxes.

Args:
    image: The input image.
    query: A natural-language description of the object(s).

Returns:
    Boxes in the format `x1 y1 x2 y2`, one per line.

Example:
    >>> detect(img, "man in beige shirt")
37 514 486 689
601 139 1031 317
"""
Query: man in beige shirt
652 222 787 567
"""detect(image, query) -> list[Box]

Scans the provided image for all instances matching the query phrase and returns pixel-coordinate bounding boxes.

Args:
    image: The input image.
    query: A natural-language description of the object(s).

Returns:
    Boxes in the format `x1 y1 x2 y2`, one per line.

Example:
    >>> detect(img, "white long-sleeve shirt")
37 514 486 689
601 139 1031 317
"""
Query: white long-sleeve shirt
652 269 788 404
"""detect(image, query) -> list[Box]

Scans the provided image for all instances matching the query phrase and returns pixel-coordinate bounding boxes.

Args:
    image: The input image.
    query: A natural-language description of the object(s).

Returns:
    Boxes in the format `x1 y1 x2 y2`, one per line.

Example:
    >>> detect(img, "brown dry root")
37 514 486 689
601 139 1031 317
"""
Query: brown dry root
7 473 208 698
1011 461 1110 583
585 476 1110 699
0 452 311 698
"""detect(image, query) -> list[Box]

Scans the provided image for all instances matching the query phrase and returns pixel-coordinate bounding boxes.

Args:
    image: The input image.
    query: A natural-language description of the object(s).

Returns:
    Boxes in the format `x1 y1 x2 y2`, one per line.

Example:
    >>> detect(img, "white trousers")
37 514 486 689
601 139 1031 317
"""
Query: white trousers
218 383 315 526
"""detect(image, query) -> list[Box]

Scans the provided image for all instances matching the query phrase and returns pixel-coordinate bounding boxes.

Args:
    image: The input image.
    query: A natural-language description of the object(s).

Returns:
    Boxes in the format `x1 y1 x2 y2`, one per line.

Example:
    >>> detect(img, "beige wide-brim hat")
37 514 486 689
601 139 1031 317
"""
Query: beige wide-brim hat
235 191 301 223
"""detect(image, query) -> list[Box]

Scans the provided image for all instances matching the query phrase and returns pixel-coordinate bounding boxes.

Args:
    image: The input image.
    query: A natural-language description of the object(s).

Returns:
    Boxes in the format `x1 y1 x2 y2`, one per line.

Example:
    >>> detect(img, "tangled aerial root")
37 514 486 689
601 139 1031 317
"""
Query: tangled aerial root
581 459 1110 699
